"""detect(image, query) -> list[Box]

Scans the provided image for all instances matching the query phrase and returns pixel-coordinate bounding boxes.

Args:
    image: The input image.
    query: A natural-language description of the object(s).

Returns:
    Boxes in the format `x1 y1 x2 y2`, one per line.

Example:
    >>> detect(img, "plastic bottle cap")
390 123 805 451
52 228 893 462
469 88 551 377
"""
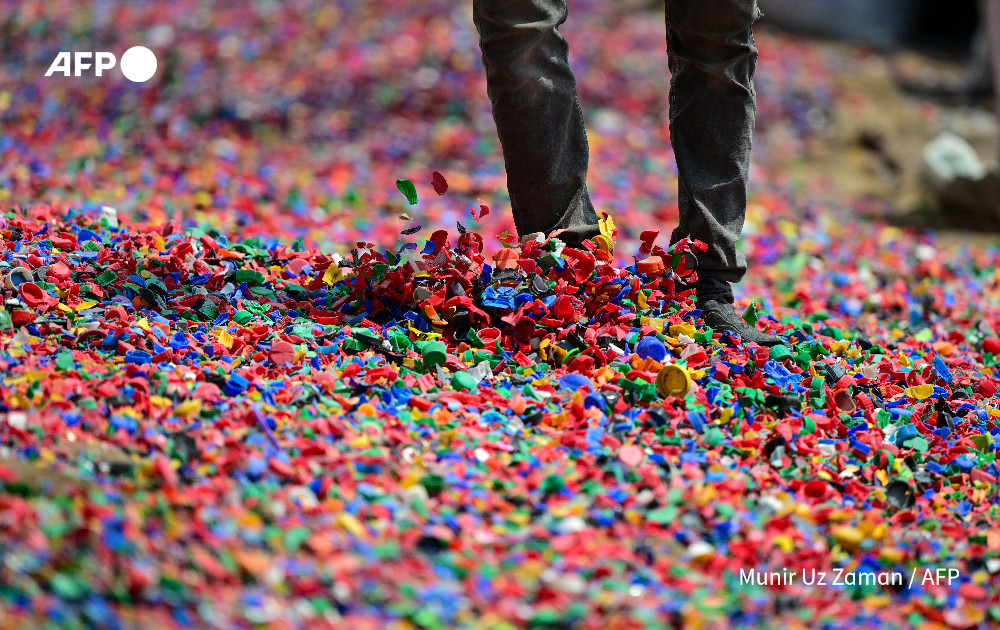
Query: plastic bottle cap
636 335 667 362
583 391 607 411
125 350 152 365
593 234 614 253
388 331 411 352
270 341 296 365
560 373 593 392
452 371 478 391
769 344 792 361
513 317 536 344
657 364 691 397
422 340 447 368
19 282 46 308
636 256 664 276
984 337 1000 354
551 296 574 321
5 266 33 289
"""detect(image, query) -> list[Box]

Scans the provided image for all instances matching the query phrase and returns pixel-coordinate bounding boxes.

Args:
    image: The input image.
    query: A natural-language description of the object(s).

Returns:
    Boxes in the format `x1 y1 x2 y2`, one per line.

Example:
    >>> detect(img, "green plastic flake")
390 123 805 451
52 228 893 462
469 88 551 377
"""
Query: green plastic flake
96 270 117 285
55 350 74 371
234 269 265 286
646 505 676 524
396 178 418 205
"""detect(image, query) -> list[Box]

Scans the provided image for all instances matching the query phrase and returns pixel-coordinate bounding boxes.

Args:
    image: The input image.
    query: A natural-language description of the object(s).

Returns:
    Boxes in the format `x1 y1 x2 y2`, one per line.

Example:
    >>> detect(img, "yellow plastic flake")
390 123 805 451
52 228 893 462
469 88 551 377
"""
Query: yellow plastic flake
75 301 99 311
507 511 530 526
539 338 552 360
637 291 648 310
777 219 798 240
117 407 142 420
149 395 172 408
400 470 420 489
870 522 889 540
337 513 366 538
498 230 518 249
879 547 905 563
24 370 48 383
832 525 865 550
163 507 179 541
174 400 201 417
348 436 371 449
237 512 263 529
669 323 696 339
598 213 616 239
56 303 73 313
323 264 344 285
640 317 665 332
552 345 569 364
904 384 934 400
217 329 235 349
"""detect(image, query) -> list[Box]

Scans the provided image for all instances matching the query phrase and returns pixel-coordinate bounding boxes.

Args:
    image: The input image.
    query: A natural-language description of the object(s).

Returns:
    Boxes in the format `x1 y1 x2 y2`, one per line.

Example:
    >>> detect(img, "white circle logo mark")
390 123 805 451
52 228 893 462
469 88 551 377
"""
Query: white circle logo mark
119 46 157 83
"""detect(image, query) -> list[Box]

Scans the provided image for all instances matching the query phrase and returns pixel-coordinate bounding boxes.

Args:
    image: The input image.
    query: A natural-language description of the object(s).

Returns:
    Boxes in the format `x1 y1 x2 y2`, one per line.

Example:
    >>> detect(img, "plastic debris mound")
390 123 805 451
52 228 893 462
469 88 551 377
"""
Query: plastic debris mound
0 199 998 628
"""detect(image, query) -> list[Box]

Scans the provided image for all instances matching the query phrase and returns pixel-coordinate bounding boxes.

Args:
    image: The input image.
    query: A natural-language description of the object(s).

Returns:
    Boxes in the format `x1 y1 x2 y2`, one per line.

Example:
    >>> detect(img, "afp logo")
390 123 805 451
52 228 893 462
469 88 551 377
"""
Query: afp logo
45 46 157 83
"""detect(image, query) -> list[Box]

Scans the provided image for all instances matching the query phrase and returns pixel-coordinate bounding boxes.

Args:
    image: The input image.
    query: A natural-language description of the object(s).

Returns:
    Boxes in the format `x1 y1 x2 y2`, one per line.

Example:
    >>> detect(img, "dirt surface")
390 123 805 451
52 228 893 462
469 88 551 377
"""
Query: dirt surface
778 31 1000 249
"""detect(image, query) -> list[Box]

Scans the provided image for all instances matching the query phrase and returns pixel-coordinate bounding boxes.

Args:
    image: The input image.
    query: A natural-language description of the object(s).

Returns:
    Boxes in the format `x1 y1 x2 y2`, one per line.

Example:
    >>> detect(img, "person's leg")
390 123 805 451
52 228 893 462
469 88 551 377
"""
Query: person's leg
665 0 784 346
665 0 760 303
473 0 599 246
989 0 1000 166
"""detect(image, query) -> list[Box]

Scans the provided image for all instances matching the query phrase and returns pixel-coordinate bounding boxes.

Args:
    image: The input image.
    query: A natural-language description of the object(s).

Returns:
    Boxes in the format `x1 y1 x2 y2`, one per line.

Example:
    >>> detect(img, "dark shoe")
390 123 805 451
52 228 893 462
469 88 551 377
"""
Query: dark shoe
698 298 787 347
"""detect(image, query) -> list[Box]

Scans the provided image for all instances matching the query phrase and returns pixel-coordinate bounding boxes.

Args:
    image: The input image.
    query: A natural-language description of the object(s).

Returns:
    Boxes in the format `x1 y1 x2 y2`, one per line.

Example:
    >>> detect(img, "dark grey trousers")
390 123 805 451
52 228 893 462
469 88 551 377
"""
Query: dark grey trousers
473 0 760 302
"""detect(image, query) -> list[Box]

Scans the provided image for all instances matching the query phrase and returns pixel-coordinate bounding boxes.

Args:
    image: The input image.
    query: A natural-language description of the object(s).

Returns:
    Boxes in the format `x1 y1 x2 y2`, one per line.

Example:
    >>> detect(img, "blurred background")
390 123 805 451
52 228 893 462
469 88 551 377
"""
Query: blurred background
0 0 998 256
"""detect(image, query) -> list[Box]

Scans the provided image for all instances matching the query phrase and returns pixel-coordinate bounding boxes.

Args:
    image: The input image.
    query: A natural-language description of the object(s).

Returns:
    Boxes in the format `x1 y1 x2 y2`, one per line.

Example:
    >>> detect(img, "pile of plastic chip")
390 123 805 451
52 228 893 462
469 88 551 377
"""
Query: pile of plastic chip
1 1 999 628
2 198 999 628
